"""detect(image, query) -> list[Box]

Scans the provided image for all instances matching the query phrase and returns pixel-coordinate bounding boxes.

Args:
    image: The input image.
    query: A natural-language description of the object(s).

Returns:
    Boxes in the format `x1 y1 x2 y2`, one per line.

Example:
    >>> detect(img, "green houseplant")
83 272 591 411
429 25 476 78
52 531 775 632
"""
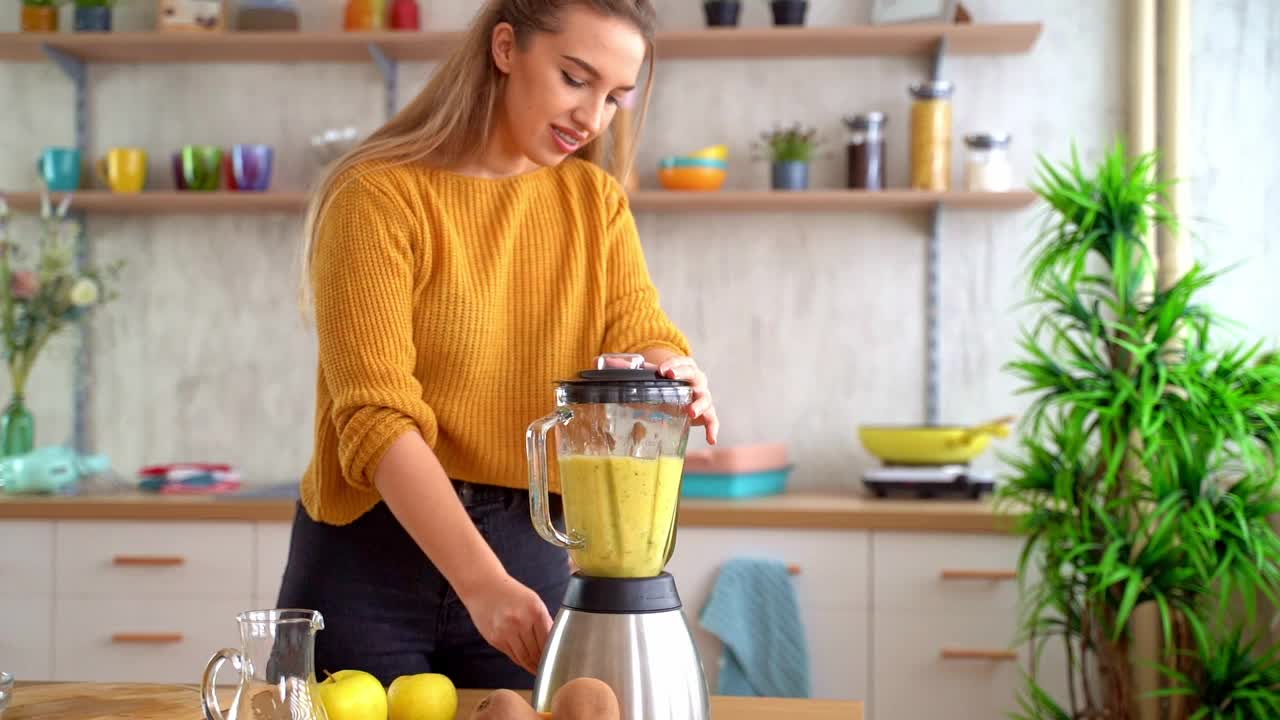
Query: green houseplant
754 123 819 191
0 191 121 456
998 142 1280 719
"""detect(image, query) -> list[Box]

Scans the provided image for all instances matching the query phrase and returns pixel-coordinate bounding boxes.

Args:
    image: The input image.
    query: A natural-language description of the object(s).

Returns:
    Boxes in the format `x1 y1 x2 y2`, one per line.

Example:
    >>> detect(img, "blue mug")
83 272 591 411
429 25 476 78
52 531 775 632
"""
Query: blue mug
37 147 82 191
231 144 274 192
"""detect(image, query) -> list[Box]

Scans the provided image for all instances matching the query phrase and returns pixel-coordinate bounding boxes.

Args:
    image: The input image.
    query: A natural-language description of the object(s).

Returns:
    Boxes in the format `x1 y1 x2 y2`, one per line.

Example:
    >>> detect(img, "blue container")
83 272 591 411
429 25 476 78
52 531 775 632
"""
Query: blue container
771 160 809 190
74 6 113 32
680 465 793 499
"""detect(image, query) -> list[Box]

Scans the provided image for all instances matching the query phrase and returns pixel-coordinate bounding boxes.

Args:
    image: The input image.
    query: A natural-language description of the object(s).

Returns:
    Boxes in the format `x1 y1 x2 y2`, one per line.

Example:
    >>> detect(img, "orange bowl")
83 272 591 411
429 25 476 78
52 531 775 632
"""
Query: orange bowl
658 165 727 191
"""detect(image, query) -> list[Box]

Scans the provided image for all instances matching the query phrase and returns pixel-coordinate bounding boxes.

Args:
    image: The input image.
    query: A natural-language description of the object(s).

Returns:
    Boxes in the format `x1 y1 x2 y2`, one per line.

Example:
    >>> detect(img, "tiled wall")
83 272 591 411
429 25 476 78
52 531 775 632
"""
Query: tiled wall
0 1 1273 491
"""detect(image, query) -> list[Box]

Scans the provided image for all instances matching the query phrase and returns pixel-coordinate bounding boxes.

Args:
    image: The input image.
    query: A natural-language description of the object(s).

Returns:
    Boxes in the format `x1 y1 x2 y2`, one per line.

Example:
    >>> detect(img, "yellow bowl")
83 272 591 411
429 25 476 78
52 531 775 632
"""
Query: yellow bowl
658 165 726 191
688 144 729 161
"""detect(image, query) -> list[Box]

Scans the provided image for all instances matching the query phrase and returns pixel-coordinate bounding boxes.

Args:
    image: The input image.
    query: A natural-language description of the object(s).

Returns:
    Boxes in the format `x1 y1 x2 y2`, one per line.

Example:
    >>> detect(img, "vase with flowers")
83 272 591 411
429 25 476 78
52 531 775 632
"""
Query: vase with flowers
0 190 121 456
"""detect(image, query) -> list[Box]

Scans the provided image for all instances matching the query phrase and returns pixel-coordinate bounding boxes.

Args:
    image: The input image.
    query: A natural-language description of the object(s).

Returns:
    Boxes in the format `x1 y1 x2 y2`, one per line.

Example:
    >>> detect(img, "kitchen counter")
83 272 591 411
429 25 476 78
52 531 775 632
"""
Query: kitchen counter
0 489 1017 533
6 682 863 719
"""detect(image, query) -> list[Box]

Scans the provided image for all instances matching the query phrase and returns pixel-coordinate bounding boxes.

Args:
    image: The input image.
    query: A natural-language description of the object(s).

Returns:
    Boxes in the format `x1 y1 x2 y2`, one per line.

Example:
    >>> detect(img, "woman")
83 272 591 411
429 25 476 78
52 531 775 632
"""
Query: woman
276 0 719 691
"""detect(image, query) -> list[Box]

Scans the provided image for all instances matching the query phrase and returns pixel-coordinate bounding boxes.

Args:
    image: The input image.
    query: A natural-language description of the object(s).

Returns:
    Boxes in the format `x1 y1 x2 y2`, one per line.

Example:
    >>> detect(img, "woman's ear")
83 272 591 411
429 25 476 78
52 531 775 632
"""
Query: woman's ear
491 22 516 74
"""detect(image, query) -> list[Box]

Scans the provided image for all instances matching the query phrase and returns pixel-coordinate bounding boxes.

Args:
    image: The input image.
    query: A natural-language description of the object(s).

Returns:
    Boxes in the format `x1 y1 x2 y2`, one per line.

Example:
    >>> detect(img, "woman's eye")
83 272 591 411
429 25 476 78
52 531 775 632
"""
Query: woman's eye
561 71 585 88
606 95 620 105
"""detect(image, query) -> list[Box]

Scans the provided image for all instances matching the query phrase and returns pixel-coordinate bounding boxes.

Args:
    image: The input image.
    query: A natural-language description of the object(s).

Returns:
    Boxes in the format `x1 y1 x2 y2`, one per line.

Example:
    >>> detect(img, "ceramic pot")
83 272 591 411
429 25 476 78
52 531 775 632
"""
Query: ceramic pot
770 0 808 26
771 161 809 191
74 6 113 31
703 0 741 27
21 5 59 32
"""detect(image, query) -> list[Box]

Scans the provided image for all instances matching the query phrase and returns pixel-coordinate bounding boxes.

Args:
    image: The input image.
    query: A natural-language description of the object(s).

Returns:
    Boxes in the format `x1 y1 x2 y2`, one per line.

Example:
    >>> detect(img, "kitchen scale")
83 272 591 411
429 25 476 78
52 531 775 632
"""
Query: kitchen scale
862 463 995 499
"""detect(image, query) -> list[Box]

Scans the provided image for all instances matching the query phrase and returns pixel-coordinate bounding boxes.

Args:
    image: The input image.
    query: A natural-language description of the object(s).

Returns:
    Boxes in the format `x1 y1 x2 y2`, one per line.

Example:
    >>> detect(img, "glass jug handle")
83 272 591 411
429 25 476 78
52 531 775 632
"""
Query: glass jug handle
596 353 646 369
526 410 582 549
201 647 241 720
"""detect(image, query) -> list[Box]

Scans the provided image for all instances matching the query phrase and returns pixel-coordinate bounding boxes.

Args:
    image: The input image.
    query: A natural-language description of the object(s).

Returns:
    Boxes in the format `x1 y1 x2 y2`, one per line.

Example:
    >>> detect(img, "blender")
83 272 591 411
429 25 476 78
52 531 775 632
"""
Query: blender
526 354 710 720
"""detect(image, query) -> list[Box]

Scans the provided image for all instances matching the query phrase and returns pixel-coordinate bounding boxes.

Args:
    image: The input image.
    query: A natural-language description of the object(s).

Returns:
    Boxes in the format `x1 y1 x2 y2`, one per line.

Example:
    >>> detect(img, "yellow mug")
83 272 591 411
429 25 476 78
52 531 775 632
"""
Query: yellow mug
97 148 148 193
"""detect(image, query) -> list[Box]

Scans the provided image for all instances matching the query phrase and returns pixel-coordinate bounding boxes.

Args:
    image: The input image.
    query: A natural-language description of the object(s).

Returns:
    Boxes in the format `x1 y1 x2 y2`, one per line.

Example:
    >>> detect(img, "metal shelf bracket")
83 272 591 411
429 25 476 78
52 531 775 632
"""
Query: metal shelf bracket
926 203 942 426
43 44 93 453
930 35 949 81
367 43 398 121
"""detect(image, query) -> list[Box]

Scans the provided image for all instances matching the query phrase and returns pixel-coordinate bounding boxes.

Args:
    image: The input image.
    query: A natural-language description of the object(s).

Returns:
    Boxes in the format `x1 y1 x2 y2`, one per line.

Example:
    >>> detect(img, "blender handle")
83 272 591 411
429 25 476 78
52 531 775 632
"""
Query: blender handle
526 410 582 549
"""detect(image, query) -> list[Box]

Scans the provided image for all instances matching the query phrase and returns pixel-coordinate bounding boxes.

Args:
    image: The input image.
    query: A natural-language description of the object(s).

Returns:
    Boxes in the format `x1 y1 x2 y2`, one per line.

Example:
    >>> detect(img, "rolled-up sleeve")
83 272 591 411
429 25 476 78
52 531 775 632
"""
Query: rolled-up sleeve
312 173 438 491
600 184 692 357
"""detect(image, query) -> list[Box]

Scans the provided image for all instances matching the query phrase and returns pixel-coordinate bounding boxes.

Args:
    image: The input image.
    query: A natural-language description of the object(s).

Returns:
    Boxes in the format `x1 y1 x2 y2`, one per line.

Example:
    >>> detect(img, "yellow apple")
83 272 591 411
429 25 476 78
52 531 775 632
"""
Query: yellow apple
316 669 388 720
387 672 458 720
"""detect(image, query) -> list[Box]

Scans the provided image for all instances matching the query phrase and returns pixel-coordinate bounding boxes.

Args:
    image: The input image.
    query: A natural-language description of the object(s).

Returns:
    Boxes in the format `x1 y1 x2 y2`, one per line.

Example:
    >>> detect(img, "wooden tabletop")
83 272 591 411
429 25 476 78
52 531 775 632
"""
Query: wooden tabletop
0 490 1016 533
6 682 863 720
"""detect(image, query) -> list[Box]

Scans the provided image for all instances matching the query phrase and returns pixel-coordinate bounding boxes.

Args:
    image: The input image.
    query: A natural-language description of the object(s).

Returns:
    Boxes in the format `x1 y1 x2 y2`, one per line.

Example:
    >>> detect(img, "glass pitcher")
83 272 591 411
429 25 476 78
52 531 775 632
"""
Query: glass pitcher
527 353 693 578
201 609 328 720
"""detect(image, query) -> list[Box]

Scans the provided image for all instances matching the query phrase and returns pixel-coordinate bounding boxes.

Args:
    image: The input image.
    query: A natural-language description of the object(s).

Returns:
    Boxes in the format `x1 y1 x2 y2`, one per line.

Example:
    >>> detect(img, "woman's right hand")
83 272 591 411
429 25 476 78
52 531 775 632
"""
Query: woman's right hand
459 572 554 676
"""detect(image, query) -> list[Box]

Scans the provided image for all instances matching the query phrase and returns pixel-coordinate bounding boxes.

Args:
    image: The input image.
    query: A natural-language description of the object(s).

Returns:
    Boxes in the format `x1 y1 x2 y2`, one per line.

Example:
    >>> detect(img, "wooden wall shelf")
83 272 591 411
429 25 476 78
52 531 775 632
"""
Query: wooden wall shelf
0 23 1041 63
2 189 1037 215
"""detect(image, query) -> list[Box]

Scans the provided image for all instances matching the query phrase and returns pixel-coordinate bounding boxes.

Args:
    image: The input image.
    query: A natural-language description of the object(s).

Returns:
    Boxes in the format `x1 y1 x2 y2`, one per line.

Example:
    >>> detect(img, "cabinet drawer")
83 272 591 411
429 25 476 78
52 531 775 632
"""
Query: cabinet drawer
0 593 53 681
872 610 1070 720
668 527 870 613
255 522 292 604
0 521 54 592
54 594 249 683
872 531 1025 612
56 521 253 596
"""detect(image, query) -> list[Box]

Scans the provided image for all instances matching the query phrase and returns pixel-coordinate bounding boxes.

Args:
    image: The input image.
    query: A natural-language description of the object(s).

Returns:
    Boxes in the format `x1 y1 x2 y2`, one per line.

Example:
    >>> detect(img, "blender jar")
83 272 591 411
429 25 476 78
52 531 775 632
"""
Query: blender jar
526 354 693 578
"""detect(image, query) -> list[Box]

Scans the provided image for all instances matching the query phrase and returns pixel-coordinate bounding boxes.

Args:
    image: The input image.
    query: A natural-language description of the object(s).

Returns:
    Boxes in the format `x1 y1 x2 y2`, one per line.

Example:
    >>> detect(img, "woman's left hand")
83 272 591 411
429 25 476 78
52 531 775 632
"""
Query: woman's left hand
656 356 719 445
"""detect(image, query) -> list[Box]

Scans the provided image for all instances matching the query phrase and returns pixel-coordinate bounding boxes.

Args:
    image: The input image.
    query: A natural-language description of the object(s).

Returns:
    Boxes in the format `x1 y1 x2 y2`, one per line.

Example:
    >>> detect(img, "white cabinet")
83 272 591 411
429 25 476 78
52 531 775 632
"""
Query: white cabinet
254 522 292 610
0 521 54 681
869 531 1067 720
666 527 871 703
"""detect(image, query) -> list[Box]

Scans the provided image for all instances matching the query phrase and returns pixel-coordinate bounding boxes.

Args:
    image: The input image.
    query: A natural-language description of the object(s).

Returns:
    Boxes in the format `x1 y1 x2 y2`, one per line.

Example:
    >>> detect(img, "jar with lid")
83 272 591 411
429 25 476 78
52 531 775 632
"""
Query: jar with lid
963 133 1013 191
844 112 887 190
908 80 954 191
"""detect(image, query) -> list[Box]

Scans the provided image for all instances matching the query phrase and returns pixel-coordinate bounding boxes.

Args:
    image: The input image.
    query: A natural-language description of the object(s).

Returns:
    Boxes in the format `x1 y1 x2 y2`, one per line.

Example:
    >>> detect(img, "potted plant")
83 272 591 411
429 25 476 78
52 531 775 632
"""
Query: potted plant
754 123 818 191
998 142 1280 718
703 0 740 27
73 0 116 32
20 0 65 32
0 191 122 457
769 0 807 26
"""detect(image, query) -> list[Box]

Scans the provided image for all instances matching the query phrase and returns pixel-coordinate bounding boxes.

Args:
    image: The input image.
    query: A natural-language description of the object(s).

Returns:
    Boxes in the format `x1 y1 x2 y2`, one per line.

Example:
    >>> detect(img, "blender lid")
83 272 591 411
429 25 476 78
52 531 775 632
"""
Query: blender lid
557 355 692 404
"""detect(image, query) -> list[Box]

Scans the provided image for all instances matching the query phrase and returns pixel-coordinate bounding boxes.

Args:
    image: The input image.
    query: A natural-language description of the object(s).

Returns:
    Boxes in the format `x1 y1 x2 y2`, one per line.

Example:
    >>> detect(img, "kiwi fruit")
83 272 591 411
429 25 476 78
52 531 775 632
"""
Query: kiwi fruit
471 689 539 720
550 677 621 720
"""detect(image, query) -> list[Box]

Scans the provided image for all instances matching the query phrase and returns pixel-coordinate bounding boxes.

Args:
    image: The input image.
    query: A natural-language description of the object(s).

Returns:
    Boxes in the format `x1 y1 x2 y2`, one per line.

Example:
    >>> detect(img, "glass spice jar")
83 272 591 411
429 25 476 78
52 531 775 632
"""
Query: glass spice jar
909 80 954 191
963 132 1013 191
844 112 887 190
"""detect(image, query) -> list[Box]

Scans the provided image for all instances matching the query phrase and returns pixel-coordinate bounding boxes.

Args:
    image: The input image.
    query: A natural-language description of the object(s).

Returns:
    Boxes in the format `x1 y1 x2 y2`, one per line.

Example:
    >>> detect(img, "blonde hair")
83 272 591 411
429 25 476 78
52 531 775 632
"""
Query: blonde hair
298 0 658 314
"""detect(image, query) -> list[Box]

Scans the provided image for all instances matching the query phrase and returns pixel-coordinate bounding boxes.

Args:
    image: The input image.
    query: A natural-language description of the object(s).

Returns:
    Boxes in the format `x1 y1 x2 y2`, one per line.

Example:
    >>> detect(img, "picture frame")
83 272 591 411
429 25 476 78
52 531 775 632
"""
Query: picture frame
157 0 228 32
870 0 959 25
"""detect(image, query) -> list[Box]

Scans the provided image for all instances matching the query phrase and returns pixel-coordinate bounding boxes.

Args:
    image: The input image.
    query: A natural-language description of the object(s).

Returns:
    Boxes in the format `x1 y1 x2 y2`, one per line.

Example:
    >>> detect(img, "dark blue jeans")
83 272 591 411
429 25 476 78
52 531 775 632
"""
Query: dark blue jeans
275 481 570 688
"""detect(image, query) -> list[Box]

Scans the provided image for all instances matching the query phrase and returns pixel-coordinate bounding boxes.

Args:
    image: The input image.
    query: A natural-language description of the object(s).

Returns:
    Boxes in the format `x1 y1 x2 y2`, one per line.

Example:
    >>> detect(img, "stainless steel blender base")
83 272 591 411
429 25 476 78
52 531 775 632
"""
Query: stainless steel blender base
533 606 711 720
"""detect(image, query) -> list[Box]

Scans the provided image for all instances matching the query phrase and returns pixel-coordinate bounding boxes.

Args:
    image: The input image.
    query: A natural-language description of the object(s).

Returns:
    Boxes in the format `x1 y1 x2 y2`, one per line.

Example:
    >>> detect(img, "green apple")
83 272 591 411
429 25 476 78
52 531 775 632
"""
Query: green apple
387 672 458 720
316 669 388 720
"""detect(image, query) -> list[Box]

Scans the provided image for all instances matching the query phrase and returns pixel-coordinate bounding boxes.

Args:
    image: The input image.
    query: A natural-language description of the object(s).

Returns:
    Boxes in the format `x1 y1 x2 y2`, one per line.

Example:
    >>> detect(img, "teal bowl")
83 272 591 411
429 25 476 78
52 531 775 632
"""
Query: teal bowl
658 156 728 170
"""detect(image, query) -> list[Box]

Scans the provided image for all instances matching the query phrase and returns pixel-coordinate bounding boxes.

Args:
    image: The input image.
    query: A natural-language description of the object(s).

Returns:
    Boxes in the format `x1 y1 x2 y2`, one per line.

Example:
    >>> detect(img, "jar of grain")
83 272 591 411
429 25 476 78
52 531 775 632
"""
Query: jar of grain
963 132 1013 191
908 80 954 191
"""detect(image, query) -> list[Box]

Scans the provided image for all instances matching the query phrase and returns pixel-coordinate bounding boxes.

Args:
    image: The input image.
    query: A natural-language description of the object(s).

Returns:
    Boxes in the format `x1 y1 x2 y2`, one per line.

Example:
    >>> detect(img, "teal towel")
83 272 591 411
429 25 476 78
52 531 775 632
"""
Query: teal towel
698 556 811 698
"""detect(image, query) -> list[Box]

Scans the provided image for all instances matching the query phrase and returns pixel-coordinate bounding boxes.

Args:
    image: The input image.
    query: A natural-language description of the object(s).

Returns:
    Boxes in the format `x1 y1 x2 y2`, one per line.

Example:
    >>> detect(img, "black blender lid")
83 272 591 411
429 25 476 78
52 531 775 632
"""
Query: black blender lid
557 356 691 404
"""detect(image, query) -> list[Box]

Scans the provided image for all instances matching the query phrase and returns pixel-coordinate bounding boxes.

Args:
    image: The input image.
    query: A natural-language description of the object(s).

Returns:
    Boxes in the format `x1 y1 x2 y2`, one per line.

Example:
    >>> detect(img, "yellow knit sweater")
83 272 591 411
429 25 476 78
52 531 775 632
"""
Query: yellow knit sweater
300 157 691 526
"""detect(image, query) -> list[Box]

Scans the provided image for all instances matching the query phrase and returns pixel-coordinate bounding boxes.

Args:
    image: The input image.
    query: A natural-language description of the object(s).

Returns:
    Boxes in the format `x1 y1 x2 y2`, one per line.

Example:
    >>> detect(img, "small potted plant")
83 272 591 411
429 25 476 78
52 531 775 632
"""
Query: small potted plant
754 123 819 191
703 0 741 27
769 0 807 26
20 0 65 32
73 0 117 32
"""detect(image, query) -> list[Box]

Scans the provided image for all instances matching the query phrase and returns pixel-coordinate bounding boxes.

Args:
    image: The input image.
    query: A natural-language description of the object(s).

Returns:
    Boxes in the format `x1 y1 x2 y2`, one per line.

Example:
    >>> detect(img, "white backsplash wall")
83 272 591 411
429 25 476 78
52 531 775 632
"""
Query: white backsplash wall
0 1 1273 490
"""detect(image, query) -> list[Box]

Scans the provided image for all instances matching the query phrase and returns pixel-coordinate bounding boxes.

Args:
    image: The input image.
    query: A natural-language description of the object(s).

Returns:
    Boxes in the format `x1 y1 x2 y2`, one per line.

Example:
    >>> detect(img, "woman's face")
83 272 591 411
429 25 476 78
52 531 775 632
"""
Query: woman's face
492 5 646 169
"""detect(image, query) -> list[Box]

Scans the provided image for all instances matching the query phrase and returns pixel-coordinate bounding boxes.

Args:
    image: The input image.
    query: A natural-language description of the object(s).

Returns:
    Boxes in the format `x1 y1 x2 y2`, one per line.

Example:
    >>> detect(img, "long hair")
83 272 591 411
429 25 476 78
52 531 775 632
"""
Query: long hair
298 0 658 314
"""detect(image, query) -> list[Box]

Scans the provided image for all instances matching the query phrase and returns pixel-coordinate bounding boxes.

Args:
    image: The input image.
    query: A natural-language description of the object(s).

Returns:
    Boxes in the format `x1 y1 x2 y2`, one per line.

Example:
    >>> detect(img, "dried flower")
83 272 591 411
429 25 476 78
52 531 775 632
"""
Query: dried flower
10 271 37 301
68 278 99 306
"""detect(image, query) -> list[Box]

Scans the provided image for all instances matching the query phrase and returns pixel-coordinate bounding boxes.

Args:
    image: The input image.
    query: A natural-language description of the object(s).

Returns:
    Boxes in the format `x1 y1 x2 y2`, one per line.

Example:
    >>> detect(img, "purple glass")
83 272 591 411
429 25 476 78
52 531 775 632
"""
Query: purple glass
171 152 188 190
232 144 274 192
